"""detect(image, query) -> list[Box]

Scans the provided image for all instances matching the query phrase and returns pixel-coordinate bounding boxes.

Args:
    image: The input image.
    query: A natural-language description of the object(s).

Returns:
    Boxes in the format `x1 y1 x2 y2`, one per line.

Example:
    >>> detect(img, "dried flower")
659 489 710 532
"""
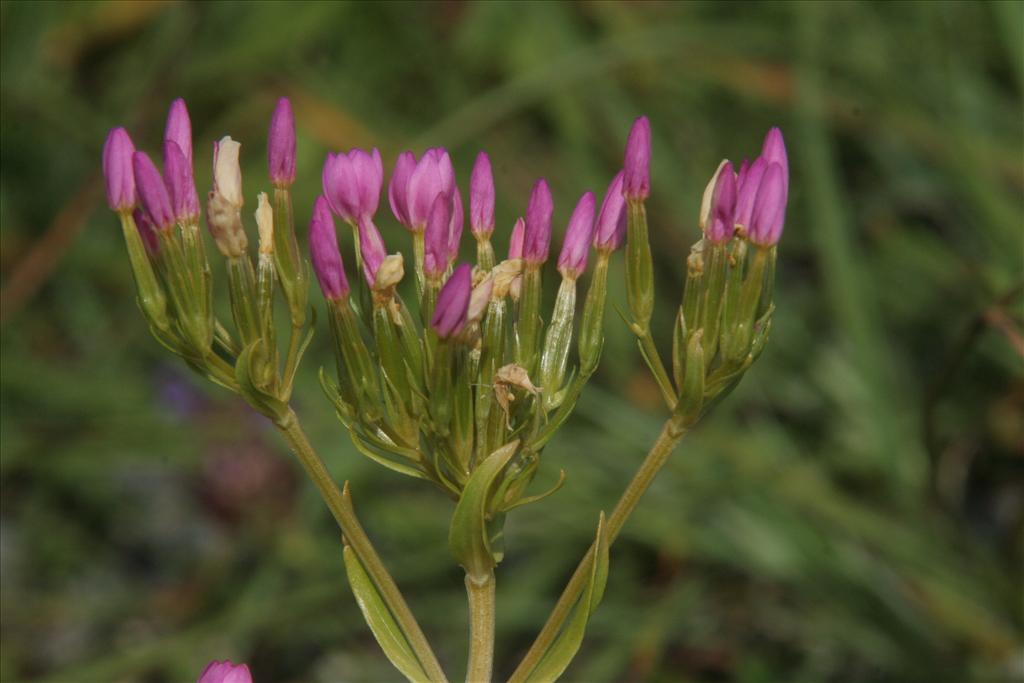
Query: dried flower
470 151 495 237
557 191 596 279
255 192 273 254
268 97 296 186
523 179 553 264
431 263 472 338
213 137 244 209
322 148 384 224
309 195 349 299
102 127 136 213
623 116 651 200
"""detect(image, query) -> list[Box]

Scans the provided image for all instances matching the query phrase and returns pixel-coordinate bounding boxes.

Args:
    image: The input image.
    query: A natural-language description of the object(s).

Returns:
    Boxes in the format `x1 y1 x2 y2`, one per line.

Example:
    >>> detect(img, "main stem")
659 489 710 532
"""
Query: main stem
507 416 688 683
465 572 496 683
275 409 449 683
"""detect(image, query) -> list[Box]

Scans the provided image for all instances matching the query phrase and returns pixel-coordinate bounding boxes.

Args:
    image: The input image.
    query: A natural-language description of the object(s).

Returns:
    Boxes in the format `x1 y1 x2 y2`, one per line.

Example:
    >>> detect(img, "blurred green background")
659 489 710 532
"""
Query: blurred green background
1 1 1022 681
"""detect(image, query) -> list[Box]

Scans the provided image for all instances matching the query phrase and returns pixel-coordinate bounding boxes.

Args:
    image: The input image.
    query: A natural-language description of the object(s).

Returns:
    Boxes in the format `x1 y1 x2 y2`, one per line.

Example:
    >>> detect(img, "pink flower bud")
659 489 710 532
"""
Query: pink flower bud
523 179 553 264
133 151 175 229
322 147 383 224
424 194 449 278
163 140 199 223
593 171 626 251
132 208 159 255
760 126 788 196
705 161 736 244
508 217 525 259
388 151 416 228
469 151 495 237
197 659 252 683
358 218 387 286
102 127 136 212
164 98 192 165
309 195 349 299
748 162 787 246
734 156 767 232
267 97 296 186
557 191 596 278
622 116 651 200
406 147 455 229
448 187 464 263
431 263 472 338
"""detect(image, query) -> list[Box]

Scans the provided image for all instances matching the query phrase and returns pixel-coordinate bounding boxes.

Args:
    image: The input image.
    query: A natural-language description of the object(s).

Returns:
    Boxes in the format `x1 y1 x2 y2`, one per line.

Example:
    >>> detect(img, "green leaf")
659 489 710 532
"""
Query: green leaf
342 544 430 683
448 440 520 580
525 512 610 683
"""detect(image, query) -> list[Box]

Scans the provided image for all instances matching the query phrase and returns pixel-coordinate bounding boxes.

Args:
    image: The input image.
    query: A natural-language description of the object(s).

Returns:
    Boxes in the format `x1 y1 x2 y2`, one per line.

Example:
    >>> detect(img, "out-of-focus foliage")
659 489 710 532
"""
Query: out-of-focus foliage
1 2 1021 681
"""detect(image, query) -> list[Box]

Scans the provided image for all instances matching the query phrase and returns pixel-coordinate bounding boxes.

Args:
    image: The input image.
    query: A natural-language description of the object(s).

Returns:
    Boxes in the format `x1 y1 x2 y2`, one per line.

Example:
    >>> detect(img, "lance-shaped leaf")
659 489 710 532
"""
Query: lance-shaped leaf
523 512 610 683
448 440 520 581
342 544 430 683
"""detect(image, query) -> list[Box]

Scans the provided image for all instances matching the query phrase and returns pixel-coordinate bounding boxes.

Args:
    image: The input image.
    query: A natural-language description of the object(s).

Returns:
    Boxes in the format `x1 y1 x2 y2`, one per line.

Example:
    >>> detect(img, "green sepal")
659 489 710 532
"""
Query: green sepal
348 427 429 482
672 306 687 390
448 440 520 581
119 212 170 333
625 200 654 332
523 512 610 683
271 187 309 329
235 340 289 423
515 265 544 375
539 277 577 411
700 242 728 364
673 330 705 424
577 252 609 377
281 305 317 401
476 237 496 271
226 255 261 348
342 544 430 683
498 468 566 513
530 354 597 451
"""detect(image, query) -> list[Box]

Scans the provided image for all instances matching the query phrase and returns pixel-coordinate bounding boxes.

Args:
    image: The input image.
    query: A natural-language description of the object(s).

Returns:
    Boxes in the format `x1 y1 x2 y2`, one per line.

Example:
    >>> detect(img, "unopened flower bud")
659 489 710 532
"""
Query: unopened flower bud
623 116 651 200
424 193 449 279
358 218 387 286
102 127 136 212
699 160 729 231
760 127 788 196
164 98 192 165
206 191 247 257
448 188 464 263
255 192 273 254
132 208 159 255
523 179 553 264
213 136 243 209
734 156 766 232
309 195 349 299
703 160 736 244
748 162 787 246
197 659 252 683
388 151 416 228
322 147 383 224
508 217 525 259
470 151 495 237
406 147 455 229
132 151 174 229
593 171 626 252
268 97 296 186
431 263 472 338
163 140 199 223
557 191 596 279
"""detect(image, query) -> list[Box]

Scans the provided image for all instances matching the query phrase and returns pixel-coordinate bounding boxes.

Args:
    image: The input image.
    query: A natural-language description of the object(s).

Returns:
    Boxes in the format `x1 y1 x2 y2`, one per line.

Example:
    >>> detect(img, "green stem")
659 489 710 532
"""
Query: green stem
637 330 677 410
281 322 303 398
465 571 496 683
507 416 688 683
275 409 449 683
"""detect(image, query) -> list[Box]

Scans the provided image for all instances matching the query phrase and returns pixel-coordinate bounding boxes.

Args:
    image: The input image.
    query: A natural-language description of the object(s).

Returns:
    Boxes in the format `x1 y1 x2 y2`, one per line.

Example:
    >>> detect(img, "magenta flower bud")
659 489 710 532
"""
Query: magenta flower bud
164 98 192 165
760 126 788 196
133 151 175 229
748 162 787 246
557 191 596 278
593 171 626 251
388 151 416 228
431 263 472 338
358 218 387 286
706 160 736 244
424 193 449 278
407 147 455 228
163 140 199 223
622 115 651 200
102 127 136 212
197 660 252 683
508 216 525 259
309 195 349 299
322 147 384 224
268 97 296 186
734 156 767 232
447 188 464 262
469 151 495 237
523 179 553 264
132 208 159 255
